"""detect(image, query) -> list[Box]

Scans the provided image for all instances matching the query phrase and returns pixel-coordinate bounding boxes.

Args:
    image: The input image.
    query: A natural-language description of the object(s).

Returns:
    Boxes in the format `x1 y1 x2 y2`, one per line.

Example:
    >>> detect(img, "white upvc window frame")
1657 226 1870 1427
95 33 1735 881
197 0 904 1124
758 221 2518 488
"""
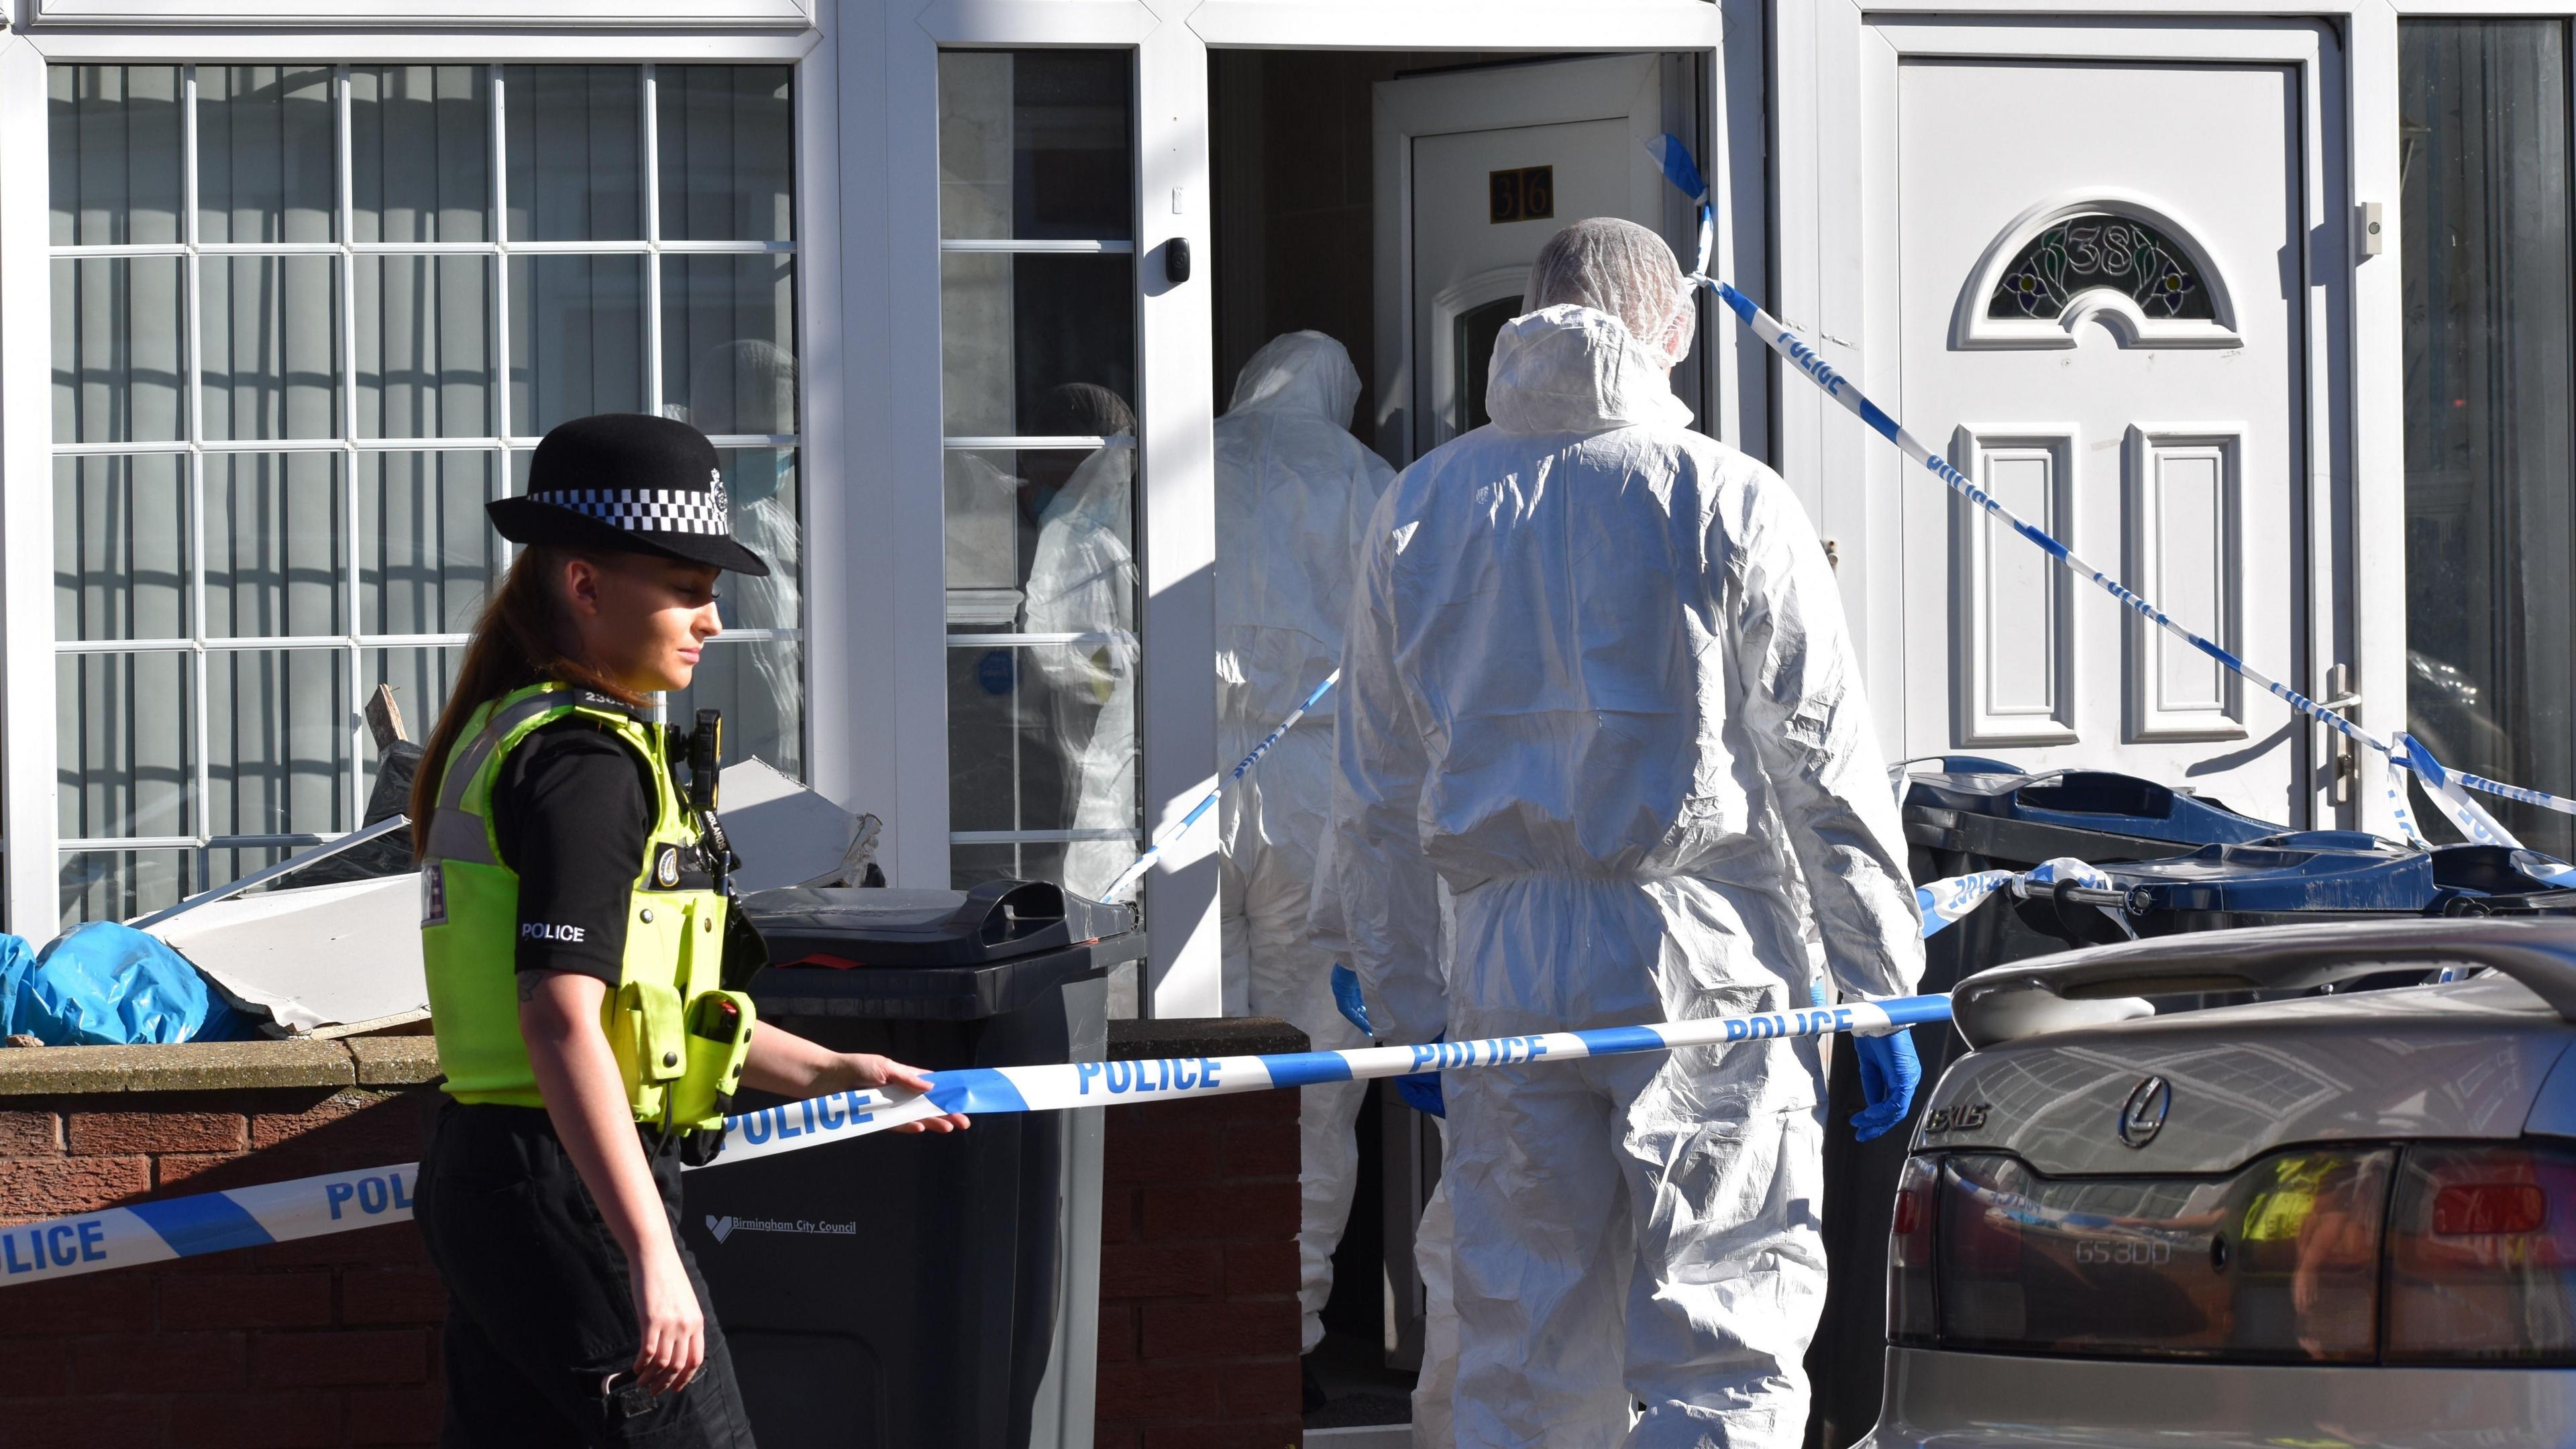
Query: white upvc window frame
0 17 832 932
841 0 1734 1017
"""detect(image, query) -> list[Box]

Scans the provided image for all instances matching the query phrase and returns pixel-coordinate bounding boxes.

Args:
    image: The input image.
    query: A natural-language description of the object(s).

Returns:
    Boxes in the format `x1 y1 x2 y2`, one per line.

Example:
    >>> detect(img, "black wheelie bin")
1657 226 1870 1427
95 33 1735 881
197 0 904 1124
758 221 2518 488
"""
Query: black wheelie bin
683 879 1144 1449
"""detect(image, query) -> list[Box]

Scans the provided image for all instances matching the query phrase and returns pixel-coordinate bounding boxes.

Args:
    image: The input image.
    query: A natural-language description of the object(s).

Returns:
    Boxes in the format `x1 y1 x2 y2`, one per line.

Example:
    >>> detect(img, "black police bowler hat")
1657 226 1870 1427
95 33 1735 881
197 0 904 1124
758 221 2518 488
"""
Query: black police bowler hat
486 413 771 576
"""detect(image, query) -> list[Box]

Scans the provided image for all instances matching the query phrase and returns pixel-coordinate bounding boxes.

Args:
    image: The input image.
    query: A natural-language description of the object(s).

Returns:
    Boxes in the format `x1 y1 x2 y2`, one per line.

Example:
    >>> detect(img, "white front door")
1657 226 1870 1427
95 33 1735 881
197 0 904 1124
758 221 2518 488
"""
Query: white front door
1888 43 2340 828
1373 53 1698 467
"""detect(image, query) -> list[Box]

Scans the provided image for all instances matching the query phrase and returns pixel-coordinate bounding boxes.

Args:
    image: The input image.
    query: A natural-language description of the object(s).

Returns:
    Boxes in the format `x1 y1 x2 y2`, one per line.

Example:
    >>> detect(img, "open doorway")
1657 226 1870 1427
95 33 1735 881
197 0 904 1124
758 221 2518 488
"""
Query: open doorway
1207 46 1711 1436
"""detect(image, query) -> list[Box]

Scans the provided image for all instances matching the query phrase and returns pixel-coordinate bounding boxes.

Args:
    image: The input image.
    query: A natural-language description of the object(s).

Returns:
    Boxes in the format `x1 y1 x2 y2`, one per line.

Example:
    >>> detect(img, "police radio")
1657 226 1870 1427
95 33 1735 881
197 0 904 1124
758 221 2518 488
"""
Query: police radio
686 708 735 894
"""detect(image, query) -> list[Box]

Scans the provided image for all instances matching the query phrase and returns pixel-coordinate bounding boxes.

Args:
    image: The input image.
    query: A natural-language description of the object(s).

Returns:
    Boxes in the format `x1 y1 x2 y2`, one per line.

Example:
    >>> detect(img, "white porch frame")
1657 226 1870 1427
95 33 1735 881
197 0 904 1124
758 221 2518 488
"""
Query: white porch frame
843 0 1735 1016
1774 1 2426 836
0 7 827 933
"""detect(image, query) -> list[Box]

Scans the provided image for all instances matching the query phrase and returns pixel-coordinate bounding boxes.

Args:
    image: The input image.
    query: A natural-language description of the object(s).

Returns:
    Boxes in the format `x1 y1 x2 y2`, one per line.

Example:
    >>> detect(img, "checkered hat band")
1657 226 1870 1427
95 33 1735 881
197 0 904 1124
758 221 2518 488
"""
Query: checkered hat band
549 488 731 535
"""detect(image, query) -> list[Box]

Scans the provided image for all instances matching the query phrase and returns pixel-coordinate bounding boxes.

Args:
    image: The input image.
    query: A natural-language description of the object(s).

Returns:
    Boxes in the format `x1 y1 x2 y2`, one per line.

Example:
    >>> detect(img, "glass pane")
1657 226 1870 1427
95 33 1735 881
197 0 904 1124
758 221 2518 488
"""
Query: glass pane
935 50 1140 898
508 254 646 434
205 647 350 839
504 65 643 242
59 849 193 930
2400 19 2576 857
48 65 184 247
52 257 185 445
197 65 337 246
205 453 345 639
1456 296 1518 435
936 51 1134 241
362 452 502 636
203 845 297 892
657 66 793 242
1986 213 2214 321
952 841 1069 893
945 641 1136 898
366 647 462 771
55 454 189 643
357 254 496 439
352 64 492 244
667 640 801 779
942 447 1104 623
202 254 343 441
938 252 1136 436
716 448 798 630
58 651 194 840
662 256 796 435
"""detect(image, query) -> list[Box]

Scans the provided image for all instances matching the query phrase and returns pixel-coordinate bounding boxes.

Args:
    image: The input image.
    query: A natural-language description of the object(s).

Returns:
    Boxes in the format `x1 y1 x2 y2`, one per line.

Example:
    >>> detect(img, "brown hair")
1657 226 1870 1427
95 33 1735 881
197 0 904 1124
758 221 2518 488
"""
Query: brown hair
409 545 646 854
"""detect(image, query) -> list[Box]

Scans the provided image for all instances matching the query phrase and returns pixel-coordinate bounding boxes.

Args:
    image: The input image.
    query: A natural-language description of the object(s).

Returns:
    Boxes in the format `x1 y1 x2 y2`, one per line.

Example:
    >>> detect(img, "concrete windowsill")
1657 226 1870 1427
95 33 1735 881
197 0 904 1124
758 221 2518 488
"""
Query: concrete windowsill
0 1033 443 1096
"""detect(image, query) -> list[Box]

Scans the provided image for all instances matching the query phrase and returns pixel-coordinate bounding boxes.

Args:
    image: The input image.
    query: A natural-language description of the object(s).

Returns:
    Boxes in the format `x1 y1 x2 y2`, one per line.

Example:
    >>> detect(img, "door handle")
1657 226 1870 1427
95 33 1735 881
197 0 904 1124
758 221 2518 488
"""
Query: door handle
2321 663 2361 806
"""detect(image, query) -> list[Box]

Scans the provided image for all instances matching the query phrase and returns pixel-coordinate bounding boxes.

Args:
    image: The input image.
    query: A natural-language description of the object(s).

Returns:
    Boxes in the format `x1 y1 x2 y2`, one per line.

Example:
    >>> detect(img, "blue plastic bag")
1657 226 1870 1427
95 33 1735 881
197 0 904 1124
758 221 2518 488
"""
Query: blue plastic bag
0 922 250 1045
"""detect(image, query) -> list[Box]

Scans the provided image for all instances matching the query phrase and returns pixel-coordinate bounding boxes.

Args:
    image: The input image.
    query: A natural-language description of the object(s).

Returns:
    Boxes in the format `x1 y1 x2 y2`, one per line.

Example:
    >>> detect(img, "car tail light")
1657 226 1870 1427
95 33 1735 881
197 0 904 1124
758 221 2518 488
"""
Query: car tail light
2385 1144 2576 1363
1927 1148 2393 1362
1888 1155 1937 1346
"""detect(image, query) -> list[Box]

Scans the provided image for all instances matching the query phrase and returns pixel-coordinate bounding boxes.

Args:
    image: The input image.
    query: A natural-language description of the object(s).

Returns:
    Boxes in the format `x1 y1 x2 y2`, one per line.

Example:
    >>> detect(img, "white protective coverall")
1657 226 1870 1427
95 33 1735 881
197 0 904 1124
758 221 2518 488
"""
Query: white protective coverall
678 339 802 754
1214 331 1397 1353
1312 295 1923 1447
1022 386 1140 898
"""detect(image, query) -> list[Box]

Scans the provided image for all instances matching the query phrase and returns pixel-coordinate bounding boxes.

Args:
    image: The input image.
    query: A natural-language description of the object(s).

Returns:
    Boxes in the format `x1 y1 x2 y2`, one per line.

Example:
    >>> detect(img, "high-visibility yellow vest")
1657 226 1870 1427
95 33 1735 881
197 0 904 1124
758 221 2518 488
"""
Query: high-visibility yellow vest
420 682 754 1131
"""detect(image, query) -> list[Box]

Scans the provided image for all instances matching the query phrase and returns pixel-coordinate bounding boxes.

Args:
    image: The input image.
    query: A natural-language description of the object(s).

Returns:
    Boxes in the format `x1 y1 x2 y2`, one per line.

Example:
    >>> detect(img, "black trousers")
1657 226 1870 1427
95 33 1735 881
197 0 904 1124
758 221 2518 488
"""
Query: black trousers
417 1102 757 1448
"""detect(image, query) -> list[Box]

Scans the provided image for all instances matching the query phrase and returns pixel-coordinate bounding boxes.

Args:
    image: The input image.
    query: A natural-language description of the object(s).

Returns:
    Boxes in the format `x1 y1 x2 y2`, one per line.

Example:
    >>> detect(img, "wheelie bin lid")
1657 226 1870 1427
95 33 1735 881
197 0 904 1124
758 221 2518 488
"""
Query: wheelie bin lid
1902 759 2282 863
739 879 1147 1021
2430 845 2576 916
2106 834 2440 916
745 878 1135 967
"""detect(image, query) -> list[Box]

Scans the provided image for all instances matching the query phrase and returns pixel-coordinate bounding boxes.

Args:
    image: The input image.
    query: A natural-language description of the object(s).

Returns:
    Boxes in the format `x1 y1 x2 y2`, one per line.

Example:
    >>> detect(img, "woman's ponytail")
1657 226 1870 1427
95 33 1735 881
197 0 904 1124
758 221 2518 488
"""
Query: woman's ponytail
409 546 645 855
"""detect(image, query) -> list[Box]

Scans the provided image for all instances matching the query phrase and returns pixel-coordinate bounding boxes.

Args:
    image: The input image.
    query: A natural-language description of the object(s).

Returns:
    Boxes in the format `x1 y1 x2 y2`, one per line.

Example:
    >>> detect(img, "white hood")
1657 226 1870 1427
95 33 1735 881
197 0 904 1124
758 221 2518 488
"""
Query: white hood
1228 329 1363 426
1485 303 1692 435
1213 331 1397 731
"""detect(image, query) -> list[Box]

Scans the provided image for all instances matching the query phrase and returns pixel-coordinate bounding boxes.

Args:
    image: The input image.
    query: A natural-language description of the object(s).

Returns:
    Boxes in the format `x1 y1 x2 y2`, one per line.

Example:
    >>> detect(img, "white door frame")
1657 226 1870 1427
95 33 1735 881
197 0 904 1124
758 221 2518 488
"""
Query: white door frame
1779 6 2397 833
855 0 1729 1016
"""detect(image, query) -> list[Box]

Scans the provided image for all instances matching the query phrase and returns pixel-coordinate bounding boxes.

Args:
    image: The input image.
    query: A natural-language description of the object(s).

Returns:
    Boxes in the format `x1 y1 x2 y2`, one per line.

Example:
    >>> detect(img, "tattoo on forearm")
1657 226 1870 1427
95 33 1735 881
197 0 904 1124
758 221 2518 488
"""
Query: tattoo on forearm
518 971 543 1003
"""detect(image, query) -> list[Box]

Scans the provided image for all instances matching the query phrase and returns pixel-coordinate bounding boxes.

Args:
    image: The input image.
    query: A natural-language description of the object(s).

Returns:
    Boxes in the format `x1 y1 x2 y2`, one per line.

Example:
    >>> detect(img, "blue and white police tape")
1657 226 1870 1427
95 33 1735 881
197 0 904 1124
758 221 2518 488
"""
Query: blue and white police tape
0 1161 419 1287
700 992 1957 1165
1644 133 2576 846
0 993 1953 1285
1915 856 2123 940
1103 669 1341 902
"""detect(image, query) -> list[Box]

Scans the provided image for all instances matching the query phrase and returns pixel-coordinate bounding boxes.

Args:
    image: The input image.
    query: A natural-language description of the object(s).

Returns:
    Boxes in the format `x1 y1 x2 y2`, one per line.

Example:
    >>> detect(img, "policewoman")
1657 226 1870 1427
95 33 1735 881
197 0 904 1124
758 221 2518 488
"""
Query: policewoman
411 414 967 1447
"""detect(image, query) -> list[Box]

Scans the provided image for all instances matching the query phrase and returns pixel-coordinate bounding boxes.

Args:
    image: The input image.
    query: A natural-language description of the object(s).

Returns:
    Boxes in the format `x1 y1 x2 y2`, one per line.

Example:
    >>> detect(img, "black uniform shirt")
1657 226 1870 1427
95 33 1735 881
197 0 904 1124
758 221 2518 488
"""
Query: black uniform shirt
489 717 657 984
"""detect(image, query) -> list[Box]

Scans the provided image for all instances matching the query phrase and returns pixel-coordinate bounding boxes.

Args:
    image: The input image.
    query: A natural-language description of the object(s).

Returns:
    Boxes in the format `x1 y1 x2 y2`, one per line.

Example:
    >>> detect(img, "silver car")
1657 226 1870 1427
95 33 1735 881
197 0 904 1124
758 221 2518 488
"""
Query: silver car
1865 917 2576 1448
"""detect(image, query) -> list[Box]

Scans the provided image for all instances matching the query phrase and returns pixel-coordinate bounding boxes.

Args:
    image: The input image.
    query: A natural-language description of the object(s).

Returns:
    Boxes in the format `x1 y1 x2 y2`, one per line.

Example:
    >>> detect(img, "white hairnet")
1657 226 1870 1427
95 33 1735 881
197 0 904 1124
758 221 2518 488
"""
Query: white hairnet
1521 217 1696 367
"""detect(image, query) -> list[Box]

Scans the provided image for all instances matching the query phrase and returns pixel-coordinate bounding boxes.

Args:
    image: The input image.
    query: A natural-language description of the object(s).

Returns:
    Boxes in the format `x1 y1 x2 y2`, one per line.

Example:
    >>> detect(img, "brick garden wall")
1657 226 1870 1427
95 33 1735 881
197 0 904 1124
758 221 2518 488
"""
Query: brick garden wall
1094 1020 1307 1449
0 1038 445 1449
0 1026 1311 1449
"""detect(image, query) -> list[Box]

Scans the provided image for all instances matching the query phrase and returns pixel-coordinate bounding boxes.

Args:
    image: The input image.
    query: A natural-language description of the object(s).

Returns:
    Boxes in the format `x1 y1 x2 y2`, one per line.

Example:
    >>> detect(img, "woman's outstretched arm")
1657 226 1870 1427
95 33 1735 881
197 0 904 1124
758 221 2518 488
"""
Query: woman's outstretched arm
739 1024 971 1133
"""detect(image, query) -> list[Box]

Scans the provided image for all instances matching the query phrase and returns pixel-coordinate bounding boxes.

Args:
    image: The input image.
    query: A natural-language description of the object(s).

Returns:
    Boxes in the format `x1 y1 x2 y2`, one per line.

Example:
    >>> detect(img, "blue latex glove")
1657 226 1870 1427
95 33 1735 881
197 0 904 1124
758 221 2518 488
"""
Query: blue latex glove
1334 964 1444 1115
1330 964 1374 1037
1850 1028 1922 1142
1394 1069 1446 1118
